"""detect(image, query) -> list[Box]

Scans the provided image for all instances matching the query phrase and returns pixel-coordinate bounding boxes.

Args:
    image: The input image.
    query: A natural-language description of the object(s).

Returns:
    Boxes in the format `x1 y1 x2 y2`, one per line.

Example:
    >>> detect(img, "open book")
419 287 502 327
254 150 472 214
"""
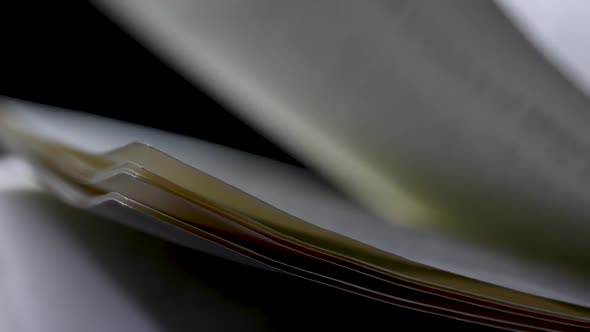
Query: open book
2 1 590 330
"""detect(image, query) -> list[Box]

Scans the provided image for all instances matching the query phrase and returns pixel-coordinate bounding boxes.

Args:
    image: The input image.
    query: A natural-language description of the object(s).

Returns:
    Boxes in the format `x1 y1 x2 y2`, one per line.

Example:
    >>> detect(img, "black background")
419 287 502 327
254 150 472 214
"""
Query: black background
0 2 301 166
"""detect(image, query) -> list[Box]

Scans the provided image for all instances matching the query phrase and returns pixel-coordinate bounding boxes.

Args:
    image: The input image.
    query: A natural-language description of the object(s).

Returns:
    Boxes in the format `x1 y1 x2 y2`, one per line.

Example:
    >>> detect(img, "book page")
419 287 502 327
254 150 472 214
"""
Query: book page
93 0 590 267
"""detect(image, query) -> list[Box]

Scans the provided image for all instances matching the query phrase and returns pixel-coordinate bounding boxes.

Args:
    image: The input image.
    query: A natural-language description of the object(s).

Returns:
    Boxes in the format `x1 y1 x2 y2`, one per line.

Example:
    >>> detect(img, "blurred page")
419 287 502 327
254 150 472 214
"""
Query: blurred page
93 0 590 267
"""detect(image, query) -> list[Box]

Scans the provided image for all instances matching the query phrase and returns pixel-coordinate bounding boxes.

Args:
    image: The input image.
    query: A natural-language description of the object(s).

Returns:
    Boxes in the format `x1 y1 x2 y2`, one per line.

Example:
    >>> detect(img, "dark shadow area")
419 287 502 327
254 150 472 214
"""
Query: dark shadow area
0 2 301 167
0 189 503 331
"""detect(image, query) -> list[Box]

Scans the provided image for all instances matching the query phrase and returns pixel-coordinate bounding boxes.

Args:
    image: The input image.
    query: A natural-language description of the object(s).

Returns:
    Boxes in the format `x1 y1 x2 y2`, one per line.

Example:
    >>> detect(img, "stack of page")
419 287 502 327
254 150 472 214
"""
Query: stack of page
0 103 589 331
2 1 590 330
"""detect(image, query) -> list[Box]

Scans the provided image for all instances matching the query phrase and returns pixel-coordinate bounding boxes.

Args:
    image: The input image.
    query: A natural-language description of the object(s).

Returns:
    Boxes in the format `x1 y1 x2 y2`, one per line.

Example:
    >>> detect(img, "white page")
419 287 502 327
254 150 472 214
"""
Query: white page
0 158 160 332
497 0 590 98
